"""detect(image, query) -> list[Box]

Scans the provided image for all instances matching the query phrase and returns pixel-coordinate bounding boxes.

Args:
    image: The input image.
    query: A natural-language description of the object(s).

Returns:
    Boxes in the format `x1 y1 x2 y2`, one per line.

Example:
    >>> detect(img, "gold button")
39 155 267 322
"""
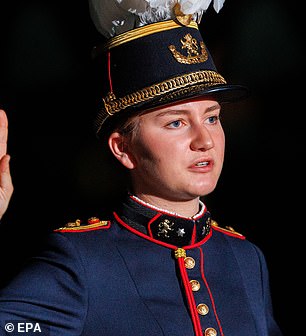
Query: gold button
204 327 217 336
184 256 195 269
190 279 201 291
197 303 209 315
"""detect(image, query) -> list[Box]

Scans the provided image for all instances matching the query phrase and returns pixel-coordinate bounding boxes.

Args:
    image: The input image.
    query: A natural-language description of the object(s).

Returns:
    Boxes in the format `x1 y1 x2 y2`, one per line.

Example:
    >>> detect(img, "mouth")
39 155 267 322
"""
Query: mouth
189 158 213 171
194 161 209 167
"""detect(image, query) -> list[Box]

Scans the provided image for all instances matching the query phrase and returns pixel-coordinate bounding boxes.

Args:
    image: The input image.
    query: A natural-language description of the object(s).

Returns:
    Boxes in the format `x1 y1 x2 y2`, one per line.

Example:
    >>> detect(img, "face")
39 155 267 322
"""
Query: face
113 98 225 202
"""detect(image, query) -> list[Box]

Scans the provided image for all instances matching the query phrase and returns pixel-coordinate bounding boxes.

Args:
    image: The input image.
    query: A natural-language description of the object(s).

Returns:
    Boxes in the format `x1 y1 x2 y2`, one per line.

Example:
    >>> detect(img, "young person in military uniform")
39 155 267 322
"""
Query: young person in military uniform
0 1 283 335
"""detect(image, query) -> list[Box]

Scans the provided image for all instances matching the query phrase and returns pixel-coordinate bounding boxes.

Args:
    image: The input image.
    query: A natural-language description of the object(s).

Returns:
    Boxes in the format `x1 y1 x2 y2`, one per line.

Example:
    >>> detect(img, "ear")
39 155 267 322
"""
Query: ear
108 132 136 169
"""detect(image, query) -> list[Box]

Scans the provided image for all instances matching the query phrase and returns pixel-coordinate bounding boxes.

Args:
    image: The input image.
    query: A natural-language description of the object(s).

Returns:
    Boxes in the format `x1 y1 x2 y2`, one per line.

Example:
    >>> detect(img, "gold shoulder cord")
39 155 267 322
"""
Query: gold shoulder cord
55 218 109 231
211 220 244 237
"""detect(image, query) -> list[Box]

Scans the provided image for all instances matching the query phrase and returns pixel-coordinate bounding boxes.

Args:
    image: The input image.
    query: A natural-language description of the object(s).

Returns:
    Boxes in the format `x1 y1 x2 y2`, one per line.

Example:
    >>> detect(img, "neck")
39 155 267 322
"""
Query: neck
133 193 201 218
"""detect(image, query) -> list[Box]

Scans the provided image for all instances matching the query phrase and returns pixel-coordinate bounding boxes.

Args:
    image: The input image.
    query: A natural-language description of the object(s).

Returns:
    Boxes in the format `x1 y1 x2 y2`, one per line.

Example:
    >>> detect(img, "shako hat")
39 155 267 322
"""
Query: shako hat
89 0 248 137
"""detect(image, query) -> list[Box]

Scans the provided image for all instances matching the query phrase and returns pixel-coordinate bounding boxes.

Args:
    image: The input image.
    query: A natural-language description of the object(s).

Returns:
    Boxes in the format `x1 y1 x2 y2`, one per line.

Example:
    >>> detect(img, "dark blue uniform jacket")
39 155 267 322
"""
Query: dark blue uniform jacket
0 195 282 335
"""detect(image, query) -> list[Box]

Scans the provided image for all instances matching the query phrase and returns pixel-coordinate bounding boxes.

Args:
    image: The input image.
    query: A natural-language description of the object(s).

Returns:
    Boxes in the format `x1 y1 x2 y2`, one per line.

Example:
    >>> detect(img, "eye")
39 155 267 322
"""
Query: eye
166 120 183 128
207 115 219 124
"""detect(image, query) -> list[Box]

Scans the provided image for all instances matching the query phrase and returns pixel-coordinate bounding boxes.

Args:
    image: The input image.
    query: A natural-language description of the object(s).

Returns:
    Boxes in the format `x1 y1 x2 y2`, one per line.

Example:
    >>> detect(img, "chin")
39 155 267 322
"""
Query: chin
191 183 217 198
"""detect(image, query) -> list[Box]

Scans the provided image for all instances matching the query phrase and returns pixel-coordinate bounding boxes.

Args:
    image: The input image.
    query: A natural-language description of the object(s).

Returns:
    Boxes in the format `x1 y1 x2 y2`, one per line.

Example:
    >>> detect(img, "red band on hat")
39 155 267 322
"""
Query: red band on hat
107 51 113 93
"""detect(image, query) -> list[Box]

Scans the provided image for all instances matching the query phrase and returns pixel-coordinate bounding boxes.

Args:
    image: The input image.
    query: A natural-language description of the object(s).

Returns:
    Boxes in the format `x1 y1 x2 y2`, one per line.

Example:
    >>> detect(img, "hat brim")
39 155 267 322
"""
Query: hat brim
130 83 249 115
96 83 249 138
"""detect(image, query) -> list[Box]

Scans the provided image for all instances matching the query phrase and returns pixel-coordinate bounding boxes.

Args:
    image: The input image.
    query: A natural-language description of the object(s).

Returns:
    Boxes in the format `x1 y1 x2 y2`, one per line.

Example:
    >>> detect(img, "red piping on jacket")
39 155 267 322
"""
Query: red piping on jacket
212 225 245 239
147 213 163 238
113 211 215 335
177 256 203 336
199 247 224 336
113 212 212 250
114 212 177 249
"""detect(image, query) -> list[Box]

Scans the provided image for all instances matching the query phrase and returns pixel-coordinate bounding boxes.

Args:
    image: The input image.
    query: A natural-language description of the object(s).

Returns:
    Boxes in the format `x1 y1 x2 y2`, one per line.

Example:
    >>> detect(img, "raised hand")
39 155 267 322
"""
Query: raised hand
0 109 13 220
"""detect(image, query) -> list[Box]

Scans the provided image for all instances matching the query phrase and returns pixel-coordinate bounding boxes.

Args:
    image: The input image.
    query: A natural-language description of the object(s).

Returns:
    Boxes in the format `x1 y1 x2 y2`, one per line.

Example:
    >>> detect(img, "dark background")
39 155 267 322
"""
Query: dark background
0 1 303 334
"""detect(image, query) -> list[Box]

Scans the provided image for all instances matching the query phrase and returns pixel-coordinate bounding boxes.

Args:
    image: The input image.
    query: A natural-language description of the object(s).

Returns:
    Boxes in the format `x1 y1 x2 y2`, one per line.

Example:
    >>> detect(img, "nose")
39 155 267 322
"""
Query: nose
190 124 214 151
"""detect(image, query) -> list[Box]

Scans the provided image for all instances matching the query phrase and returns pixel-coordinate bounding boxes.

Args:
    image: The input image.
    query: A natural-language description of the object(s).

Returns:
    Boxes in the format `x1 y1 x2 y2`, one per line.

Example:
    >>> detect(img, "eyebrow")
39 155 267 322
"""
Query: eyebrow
155 103 221 117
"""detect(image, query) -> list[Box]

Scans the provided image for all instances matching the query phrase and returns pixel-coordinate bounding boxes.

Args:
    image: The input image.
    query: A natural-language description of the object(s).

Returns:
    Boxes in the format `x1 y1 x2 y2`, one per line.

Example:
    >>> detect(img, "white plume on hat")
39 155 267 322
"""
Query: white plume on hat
88 0 225 38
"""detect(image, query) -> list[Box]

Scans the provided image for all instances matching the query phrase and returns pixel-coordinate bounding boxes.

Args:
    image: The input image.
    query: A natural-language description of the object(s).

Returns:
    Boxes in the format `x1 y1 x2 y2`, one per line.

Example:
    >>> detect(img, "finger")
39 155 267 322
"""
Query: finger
0 155 13 219
0 110 8 159
0 154 13 191
0 154 10 173
0 110 8 127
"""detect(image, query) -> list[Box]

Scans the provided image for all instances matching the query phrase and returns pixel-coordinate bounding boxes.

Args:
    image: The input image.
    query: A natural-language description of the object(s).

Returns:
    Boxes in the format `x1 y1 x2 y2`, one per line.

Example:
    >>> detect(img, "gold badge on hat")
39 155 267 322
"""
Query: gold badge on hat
169 33 208 64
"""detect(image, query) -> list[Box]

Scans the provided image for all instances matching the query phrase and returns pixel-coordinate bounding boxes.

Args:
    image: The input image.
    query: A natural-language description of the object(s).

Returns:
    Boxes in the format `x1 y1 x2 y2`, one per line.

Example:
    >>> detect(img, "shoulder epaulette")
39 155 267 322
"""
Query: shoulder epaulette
54 217 110 232
211 219 245 239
